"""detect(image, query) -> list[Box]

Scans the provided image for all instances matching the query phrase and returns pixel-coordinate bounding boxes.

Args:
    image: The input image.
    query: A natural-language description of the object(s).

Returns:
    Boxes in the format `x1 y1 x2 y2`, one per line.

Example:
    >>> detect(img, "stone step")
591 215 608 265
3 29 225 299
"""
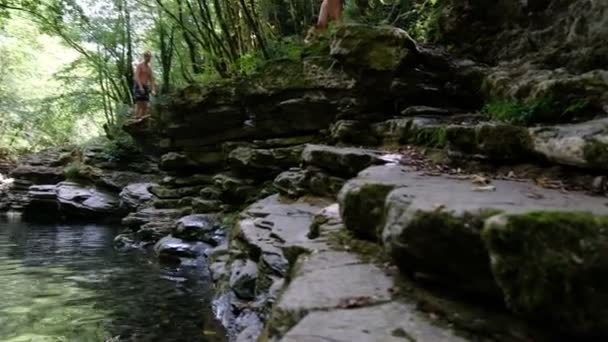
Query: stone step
280 302 466 342
339 164 608 337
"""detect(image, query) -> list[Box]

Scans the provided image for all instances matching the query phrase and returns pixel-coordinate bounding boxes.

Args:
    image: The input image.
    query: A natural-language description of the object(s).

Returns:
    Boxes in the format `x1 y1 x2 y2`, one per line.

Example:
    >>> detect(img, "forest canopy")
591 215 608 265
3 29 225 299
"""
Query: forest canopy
0 0 438 156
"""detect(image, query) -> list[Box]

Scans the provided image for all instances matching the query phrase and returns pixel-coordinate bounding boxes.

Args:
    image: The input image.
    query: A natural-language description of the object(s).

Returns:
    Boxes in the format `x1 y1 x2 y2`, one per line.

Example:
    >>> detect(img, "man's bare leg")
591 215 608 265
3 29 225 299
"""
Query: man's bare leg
317 0 330 29
317 0 342 29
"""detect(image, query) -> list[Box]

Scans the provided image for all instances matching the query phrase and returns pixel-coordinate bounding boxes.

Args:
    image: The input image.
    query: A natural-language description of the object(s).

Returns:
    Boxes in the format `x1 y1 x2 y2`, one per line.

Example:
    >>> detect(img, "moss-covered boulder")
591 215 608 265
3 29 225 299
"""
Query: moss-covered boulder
483 212 608 337
330 24 417 72
446 122 533 160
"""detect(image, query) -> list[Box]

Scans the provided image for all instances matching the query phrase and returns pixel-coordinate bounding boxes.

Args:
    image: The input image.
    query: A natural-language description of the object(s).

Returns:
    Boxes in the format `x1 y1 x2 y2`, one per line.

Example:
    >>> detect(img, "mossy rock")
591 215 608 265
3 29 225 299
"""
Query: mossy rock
483 212 608 337
330 23 417 72
446 123 533 160
583 139 608 169
383 188 502 297
338 179 399 241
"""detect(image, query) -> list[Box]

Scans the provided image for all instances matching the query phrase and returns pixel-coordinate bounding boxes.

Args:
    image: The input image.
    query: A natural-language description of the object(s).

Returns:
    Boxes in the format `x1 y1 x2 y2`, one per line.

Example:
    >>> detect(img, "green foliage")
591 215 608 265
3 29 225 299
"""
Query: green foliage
482 97 592 125
236 37 304 76
63 161 83 181
408 0 443 42
343 0 443 42
101 110 141 162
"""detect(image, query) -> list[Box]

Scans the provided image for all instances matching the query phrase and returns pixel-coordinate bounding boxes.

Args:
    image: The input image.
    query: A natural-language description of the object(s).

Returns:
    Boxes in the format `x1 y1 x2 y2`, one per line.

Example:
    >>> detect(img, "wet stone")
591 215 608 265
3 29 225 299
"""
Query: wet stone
230 259 258 300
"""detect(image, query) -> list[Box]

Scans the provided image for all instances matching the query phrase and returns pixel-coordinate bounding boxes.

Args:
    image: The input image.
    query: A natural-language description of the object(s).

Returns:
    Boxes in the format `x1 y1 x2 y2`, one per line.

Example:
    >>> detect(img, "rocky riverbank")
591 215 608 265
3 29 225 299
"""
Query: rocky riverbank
3 5 608 340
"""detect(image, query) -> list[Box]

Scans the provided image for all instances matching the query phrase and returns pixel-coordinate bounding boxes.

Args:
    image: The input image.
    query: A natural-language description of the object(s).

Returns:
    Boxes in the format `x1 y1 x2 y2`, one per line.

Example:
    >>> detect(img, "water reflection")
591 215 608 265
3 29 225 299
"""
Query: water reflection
0 219 226 342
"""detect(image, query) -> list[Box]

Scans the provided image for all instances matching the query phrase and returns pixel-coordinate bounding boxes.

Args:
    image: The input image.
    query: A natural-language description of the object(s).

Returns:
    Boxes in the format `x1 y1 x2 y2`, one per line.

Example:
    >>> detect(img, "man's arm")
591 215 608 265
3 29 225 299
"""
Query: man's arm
150 70 157 95
134 64 144 90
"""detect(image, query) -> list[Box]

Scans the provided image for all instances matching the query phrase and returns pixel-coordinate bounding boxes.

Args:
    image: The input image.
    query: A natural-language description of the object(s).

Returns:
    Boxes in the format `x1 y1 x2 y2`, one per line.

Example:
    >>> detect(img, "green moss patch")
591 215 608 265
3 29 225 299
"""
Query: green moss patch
388 208 502 297
327 229 390 264
583 140 608 169
483 211 608 337
445 123 533 160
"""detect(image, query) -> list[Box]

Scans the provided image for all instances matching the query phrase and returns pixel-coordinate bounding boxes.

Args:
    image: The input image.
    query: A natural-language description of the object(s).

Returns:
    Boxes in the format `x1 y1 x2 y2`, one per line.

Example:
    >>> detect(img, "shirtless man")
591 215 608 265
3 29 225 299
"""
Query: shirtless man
317 0 343 29
133 51 157 120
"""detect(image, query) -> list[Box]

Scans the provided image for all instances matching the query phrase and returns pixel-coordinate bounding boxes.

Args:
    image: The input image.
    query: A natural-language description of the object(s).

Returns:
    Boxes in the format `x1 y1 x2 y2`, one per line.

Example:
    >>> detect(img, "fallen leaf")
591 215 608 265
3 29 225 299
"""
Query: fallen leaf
526 192 544 199
337 296 373 308
472 185 496 192
471 174 490 185
432 203 446 211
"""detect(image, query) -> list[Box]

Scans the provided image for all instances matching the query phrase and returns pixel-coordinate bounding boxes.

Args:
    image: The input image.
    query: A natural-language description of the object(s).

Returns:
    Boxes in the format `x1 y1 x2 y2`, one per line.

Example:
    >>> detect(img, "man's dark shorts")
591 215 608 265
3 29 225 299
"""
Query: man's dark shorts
133 84 150 102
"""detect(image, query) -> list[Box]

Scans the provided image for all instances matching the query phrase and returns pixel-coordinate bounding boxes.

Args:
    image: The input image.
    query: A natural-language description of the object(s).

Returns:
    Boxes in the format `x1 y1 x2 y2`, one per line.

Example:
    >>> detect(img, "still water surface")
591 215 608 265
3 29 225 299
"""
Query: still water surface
0 218 225 342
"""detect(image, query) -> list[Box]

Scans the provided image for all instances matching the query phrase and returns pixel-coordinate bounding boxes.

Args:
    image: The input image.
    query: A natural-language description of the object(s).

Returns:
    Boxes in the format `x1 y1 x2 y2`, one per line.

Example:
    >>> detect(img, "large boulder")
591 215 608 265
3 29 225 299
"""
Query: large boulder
55 182 121 218
330 24 416 72
119 183 154 211
530 118 608 170
483 212 608 337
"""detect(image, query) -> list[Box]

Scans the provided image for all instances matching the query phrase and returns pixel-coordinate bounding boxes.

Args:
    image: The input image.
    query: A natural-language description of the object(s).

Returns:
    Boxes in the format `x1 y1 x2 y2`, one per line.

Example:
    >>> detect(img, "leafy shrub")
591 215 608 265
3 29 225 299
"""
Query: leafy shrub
343 0 443 42
482 97 591 125
63 161 82 181
408 0 443 42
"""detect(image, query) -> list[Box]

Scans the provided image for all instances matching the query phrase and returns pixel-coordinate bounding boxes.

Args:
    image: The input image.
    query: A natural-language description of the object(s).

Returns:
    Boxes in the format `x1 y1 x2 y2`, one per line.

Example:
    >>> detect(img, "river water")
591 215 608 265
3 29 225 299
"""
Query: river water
0 218 226 342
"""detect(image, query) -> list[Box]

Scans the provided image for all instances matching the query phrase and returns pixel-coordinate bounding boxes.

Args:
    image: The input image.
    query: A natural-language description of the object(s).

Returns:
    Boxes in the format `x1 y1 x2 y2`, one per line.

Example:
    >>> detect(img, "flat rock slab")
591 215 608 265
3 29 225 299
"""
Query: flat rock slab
341 165 608 225
273 251 394 335
302 144 387 177
385 171 608 215
281 302 466 342
238 195 332 275
56 181 121 216
530 118 608 170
